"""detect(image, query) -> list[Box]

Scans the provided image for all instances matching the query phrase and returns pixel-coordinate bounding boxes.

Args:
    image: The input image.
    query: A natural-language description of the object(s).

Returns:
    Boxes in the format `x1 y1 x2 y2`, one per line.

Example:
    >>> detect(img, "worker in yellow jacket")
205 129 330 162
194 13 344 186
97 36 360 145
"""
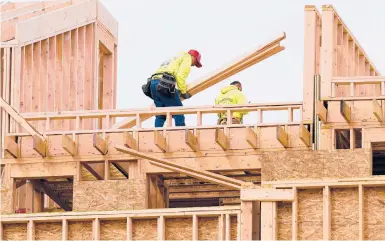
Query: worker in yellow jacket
215 81 248 124
148 50 202 127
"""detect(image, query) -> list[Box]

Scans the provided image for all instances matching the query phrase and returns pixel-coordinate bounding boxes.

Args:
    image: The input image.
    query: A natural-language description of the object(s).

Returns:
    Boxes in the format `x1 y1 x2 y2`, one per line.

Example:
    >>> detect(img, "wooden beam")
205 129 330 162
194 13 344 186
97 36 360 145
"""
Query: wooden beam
261 201 277 240
115 145 244 190
192 215 198 241
92 218 100 240
323 186 331 240
27 220 35 240
4 136 19 158
154 130 167 152
340 100 351 123
169 190 240 200
157 216 165 240
373 99 383 122
30 180 71 211
124 132 137 150
316 101 327 123
240 201 253 240
245 127 258 149
82 162 104 180
111 162 129 178
62 219 68 241
93 133 108 155
299 124 311 147
241 188 294 202
358 184 364 240
127 217 133 241
292 187 298 240
33 135 46 157
215 128 228 151
276 126 288 148
62 134 77 156
185 129 199 151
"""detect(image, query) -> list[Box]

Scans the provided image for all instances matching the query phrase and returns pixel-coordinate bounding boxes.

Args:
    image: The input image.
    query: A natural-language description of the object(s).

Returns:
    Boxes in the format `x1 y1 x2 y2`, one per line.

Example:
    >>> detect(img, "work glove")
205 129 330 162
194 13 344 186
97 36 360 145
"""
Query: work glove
181 93 192 99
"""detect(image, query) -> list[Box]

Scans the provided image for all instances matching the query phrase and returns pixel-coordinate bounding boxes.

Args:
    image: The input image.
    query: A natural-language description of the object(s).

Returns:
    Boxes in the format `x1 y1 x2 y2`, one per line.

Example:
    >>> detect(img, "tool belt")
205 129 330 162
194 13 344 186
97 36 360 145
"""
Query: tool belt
156 72 177 98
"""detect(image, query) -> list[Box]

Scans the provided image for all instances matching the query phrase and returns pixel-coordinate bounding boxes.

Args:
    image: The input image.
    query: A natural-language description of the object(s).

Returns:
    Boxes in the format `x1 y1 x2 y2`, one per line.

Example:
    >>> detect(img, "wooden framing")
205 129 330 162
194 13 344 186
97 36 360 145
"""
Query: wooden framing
245 127 258 149
215 128 228 151
62 134 77 156
4 136 18 158
372 99 383 122
276 125 288 148
93 133 108 155
185 129 199 151
154 130 167 152
340 100 351 123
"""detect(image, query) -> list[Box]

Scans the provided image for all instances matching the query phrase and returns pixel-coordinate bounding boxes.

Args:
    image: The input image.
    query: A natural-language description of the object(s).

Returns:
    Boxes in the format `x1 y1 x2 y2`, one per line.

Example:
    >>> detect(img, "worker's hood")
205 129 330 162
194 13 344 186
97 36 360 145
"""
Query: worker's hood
220 85 238 94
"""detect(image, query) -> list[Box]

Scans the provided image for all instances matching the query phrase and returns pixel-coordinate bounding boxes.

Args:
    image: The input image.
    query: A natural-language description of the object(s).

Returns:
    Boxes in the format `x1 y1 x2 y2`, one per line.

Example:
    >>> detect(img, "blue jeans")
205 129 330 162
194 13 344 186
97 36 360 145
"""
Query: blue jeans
150 79 185 127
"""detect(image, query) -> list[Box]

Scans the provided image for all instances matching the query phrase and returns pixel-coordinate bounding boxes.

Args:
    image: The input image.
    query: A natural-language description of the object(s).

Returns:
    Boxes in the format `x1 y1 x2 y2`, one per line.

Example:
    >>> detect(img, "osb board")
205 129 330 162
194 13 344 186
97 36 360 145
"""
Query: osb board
262 149 370 181
364 187 385 240
68 221 92 240
331 188 359 240
165 218 192 240
277 202 292 240
35 222 62 240
198 217 218 240
365 127 385 148
72 179 147 211
230 215 238 240
1 186 13 214
132 219 157 240
100 220 126 240
3 223 27 240
327 101 379 123
298 189 323 240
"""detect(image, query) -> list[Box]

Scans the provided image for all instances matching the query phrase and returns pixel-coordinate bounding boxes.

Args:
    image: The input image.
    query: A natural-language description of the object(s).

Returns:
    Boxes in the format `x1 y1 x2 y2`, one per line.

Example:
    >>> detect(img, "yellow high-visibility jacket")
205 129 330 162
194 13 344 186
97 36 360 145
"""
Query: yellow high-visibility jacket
153 51 192 94
215 85 248 120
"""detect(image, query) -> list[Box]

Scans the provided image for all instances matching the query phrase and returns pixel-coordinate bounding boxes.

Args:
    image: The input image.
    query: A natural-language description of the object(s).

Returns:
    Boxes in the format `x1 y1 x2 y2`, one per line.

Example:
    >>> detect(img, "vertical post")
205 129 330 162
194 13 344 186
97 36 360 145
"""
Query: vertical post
127 217 133 241
218 214 226 240
288 107 293 122
92 218 100 240
0 221 3 241
323 186 331 240
350 82 355 97
261 201 277 240
104 160 110 180
225 214 231 241
358 184 364 240
166 112 172 127
292 187 298 240
196 111 202 126
157 216 165 240
192 215 198 241
321 8 336 99
62 219 68 241
25 180 34 213
136 114 141 129
258 109 263 123
227 109 232 125
252 201 261 240
27 220 35 241
240 201 253 240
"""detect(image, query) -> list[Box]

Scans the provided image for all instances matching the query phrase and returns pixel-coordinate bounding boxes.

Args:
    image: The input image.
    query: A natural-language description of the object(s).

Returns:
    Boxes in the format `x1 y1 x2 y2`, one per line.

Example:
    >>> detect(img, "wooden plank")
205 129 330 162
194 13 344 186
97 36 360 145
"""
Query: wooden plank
320 10 335 99
4 136 19 158
241 188 294 202
185 129 199 151
340 100 351 123
218 214 226 240
62 219 68 241
216 128 228 151
124 132 137 150
62 134 77 156
82 162 103 180
358 184 364 240
276 126 288 147
299 124 311 147
27 220 35 240
225 214 231 241
115 145 244 190
33 134 46 157
323 186 331 240
292 187 298 240
157 216 165 240
316 101 327 123
92 218 100 241
192 215 198 241
240 201 253 240
373 99 383 121
245 127 258 149
154 130 167 152
261 201 276 240
127 217 133 241
93 133 108 155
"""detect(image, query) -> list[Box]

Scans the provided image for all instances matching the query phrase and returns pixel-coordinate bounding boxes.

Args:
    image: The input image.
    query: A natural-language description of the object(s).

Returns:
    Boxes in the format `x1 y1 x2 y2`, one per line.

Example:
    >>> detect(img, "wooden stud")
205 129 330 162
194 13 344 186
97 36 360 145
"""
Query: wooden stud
27 220 35 240
33 134 46 157
124 131 137 150
261 201 277 240
62 219 68 241
292 187 298 240
192 215 198 241
104 160 110 180
316 101 327 123
127 217 133 241
245 127 258 149
157 216 165 240
62 134 77 156
276 125 289 148
225 214 231 241
215 128 228 151
240 201 253 240
320 10 335 99
373 99 383 122
241 188 294 202
340 100 351 123
0 222 3 241
4 136 19 158
93 133 108 155
185 129 199 151
92 218 100 241
154 130 167 152
299 124 311 147
358 184 364 240
323 186 331 240
218 214 226 240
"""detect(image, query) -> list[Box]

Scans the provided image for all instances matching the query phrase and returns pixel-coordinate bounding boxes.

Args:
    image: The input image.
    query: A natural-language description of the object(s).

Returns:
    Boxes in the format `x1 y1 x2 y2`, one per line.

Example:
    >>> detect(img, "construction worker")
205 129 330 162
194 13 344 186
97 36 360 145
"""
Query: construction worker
215 81 248 124
148 50 202 127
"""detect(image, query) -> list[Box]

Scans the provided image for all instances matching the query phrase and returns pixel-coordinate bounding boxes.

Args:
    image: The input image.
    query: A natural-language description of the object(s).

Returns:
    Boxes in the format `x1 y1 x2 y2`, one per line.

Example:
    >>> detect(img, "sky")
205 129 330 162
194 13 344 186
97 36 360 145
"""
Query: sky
98 0 385 127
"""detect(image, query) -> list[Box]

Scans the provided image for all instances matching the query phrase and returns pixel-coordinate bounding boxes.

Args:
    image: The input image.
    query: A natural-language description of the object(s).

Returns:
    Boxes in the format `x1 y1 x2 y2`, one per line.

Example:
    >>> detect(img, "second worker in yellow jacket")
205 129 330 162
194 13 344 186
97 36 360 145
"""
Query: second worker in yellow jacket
215 81 248 124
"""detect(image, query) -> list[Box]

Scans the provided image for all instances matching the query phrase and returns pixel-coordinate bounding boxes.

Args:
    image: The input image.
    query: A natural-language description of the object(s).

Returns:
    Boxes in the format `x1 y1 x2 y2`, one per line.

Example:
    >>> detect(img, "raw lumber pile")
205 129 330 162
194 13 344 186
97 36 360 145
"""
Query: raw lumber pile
112 32 286 129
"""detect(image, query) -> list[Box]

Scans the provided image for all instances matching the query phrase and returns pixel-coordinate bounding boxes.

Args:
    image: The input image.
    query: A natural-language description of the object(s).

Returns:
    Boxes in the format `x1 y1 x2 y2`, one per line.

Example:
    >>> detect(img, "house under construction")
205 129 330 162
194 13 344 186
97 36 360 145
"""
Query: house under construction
1 1 385 240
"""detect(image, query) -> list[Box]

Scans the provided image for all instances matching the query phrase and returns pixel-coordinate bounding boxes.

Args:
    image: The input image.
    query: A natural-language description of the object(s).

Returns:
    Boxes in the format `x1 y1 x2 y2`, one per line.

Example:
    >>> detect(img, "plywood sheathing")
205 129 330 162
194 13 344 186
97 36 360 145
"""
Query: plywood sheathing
68 221 92 240
100 220 126 240
298 189 323 240
262 149 371 181
72 179 147 211
364 187 385 240
165 218 193 240
330 188 359 240
3 223 28 240
198 217 218 240
230 215 238 240
132 219 157 240
277 202 292 240
35 222 62 240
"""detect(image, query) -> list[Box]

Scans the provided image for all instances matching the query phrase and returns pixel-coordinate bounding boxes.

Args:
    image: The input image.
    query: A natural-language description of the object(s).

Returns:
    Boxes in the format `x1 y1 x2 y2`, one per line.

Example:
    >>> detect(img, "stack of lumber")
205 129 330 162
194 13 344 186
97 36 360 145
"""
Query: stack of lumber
112 32 286 129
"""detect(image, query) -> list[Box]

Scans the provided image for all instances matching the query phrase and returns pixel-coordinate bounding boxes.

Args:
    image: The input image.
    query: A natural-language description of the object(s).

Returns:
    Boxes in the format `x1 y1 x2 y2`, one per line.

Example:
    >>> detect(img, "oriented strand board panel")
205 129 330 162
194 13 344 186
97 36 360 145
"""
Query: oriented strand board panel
364 187 385 240
1 185 13 214
132 219 157 240
331 188 359 240
230 215 238 241
298 189 323 240
262 149 370 181
198 217 218 240
35 222 62 240
73 179 147 211
68 221 92 240
100 220 126 240
165 218 193 240
3 223 27 240
277 202 292 240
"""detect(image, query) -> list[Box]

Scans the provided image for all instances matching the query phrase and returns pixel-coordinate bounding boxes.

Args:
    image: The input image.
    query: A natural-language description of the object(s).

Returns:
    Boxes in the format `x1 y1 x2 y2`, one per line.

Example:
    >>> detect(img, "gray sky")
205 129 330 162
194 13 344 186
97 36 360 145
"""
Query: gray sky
102 0 385 126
